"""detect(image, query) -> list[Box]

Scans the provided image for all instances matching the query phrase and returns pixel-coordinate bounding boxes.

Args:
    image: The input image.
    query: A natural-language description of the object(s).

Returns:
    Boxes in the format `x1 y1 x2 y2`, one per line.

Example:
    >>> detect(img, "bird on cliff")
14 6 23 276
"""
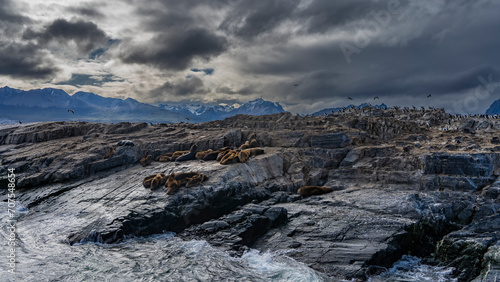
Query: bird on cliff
68 109 74 114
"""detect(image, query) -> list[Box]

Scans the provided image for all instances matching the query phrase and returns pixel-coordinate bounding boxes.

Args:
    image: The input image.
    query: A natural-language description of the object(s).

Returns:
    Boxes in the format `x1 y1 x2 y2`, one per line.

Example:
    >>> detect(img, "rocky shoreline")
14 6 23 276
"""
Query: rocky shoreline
1 108 500 281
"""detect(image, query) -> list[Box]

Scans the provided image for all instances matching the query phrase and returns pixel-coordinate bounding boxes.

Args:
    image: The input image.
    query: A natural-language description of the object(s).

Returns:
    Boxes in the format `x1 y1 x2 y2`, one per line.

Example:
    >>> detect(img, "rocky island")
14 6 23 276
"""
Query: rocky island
1 107 500 281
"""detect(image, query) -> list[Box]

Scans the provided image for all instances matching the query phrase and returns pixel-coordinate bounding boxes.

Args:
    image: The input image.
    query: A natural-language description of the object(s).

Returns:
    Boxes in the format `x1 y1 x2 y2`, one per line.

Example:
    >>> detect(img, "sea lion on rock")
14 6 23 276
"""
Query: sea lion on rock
216 149 232 162
150 173 168 190
142 174 157 188
203 147 230 161
176 145 197 162
249 139 259 148
238 141 250 150
103 146 116 159
237 148 265 163
166 172 206 194
220 150 239 165
196 149 213 159
140 152 152 167
172 150 189 157
186 173 208 188
297 186 333 197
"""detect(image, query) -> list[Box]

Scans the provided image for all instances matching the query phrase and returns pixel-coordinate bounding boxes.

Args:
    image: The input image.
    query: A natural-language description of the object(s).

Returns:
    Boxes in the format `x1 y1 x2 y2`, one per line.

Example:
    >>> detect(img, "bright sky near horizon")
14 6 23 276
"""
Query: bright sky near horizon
0 0 499 114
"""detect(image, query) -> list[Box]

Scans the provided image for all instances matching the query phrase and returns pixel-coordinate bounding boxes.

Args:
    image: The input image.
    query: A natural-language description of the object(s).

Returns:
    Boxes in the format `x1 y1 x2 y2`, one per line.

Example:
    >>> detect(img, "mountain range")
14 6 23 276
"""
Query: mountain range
1 86 499 124
0 87 285 124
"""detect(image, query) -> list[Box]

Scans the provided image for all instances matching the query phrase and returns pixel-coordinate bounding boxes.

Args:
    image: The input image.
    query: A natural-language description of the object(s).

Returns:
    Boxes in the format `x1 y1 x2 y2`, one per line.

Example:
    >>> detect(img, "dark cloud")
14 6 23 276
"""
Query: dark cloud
66 5 105 18
0 42 58 79
0 0 30 36
150 76 207 99
56 73 123 87
120 28 227 71
191 68 214 75
215 85 256 96
23 19 109 53
219 0 300 39
0 0 26 23
296 0 390 34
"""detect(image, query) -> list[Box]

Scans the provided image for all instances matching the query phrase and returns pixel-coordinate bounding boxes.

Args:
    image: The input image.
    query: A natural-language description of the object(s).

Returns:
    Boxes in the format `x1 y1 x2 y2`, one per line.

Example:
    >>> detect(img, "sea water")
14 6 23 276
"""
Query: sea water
0 202 457 281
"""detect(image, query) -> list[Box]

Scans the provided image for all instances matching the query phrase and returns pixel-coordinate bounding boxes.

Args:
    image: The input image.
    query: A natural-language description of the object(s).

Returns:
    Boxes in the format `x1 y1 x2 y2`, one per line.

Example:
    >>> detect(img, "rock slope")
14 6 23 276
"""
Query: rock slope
1 107 500 281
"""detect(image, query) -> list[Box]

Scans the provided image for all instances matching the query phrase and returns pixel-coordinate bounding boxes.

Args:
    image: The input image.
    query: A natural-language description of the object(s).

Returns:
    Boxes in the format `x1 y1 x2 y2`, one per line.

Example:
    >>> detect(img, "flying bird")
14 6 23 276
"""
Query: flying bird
18 120 22 124
374 96 379 100
427 94 432 98
185 117 190 121
347 97 353 100
67 109 74 114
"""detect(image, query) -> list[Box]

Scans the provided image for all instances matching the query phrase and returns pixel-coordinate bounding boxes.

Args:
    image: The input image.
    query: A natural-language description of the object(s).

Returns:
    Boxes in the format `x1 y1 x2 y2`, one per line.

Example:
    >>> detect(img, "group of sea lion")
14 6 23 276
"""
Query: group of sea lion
155 135 264 165
143 171 208 194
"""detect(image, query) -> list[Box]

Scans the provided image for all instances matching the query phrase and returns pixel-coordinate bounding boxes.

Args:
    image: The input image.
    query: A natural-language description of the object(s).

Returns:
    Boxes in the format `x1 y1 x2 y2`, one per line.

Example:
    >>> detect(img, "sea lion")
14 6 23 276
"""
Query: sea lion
249 138 259 148
195 149 213 160
103 146 116 159
157 155 172 162
176 145 198 162
238 141 250 150
166 172 205 194
172 150 189 157
203 147 230 161
150 173 168 190
220 150 239 165
237 148 265 163
142 174 157 188
186 173 208 188
297 186 333 197
216 149 232 162
140 152 152 167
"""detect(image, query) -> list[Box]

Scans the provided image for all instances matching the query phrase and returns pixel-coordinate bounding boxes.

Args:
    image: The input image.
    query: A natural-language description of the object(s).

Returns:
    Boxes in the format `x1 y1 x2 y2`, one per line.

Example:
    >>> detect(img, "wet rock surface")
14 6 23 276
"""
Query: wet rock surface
1 108 500 281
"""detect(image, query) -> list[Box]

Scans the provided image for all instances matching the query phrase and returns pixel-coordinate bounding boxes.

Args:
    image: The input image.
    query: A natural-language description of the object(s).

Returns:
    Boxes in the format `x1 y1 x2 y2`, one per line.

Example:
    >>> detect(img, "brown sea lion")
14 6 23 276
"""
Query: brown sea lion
172 150 189 157
140 152 152 167
249 138 259 148
157 155 172 162
103 146 116 159
237 148 265 163
142 174 157 188
220 150 239 165
195 149 213 159
238 141 250 150
150 173 168 190
186 173 208 188
176 144 198 162
297 186 333 197
166 172 205 194
203 147 231 161
216 149 232 162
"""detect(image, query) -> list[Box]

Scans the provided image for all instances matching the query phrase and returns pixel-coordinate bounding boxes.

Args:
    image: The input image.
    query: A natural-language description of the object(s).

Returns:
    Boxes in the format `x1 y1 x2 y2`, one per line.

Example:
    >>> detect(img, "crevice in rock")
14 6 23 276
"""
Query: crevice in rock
68 184 274 245
360 198 477 280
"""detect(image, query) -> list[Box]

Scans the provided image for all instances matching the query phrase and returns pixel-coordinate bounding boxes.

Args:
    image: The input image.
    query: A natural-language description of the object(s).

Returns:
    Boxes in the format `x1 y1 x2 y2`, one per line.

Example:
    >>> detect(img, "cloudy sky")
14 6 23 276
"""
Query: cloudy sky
1 0 499 114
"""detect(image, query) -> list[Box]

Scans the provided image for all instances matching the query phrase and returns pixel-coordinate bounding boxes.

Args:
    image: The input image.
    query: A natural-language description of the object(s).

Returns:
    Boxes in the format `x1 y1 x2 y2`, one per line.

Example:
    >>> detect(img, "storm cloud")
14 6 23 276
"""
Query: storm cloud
23 19 109 54
119 29 227 71
0 0 499 113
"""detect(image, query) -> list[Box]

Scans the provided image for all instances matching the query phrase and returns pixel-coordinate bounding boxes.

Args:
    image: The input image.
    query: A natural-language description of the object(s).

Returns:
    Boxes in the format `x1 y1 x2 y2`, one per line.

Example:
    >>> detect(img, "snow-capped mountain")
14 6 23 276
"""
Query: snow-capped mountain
486 99 500 115
157 98 285 121
0 87 286 124
0 86 197 123
226 98 285 116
